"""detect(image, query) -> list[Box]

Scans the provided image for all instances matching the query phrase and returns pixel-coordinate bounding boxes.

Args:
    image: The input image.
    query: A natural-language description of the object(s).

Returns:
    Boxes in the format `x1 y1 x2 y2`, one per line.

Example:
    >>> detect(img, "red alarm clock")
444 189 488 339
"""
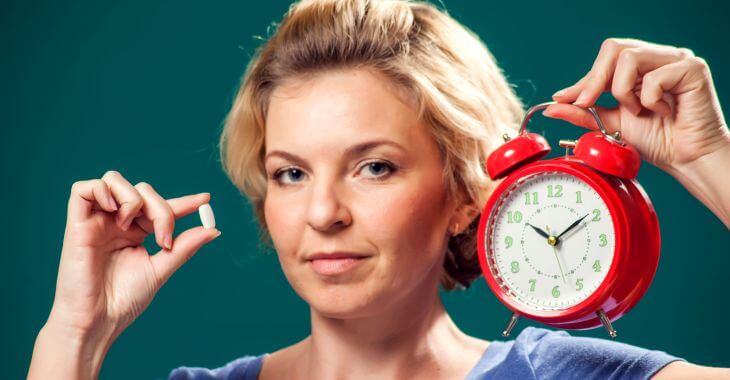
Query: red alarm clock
476 101 660 338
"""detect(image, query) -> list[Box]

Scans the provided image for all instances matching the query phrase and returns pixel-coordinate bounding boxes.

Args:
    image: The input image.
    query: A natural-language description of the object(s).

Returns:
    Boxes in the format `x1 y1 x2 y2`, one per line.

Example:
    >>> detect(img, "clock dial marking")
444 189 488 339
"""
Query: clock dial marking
489 172 615 311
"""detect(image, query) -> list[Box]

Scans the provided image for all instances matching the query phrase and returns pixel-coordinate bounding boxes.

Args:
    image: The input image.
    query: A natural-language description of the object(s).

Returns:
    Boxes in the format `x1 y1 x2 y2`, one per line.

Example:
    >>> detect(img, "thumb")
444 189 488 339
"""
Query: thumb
150 226 221 285
543 103 621 135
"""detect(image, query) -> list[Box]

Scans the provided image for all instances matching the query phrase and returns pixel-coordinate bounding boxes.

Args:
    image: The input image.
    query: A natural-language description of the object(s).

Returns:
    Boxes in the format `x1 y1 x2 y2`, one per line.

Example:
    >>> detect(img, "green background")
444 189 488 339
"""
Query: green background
3 1 729 378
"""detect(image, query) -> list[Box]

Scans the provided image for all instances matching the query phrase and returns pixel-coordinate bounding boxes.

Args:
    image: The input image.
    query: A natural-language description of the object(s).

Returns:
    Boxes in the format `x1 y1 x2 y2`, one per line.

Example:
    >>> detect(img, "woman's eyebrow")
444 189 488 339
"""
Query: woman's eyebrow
264 139 406 166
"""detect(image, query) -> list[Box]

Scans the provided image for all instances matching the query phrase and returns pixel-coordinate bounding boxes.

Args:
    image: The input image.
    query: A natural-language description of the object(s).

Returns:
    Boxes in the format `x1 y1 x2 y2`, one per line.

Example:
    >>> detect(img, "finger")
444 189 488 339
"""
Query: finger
132 192 211 237
167 192 212 219
149 226 221 285
543 103 621 134
134 182 176 250
101 170 144 231
612 46 693 116
553 38 672 104
552 73 589 102
639 58 704 117
67 179 119 223
572 38 647 108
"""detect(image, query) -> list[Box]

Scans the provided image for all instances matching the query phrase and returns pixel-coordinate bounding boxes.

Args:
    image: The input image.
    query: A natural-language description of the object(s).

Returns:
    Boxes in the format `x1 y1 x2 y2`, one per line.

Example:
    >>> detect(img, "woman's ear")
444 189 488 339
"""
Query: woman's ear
448 203 480 236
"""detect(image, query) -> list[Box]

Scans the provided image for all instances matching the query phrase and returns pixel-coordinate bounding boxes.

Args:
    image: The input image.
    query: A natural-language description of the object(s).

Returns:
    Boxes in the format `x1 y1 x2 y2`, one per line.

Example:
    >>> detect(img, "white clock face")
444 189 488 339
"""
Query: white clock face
488 172 615 311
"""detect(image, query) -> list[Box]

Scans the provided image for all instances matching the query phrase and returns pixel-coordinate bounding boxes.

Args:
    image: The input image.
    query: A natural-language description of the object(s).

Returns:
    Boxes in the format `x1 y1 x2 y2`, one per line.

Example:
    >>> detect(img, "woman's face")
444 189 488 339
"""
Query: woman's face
264 68 462 318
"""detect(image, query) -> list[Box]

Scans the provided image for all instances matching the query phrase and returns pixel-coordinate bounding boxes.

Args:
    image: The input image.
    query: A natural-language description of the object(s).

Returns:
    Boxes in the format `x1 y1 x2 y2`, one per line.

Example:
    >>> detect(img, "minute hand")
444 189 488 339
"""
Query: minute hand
556 214 589 240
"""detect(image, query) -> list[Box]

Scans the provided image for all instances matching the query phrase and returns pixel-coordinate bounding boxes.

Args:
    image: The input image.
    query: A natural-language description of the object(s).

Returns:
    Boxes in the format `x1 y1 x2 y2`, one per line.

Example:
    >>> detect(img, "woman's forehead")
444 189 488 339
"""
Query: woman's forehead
265 68 428 155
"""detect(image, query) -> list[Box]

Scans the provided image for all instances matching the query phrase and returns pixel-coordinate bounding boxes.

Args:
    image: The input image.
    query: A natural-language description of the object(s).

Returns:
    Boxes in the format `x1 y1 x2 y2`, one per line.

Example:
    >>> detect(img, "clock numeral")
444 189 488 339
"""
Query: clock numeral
510 261 520 273
593 259 602 272
507 211 523 224
504 236 513 249
576 278 584 291
524 192 539 205
592 209 601 222
599 233 607 247
552 285 560 298
528 278 536 292
575 191 583 204
547 184 563 198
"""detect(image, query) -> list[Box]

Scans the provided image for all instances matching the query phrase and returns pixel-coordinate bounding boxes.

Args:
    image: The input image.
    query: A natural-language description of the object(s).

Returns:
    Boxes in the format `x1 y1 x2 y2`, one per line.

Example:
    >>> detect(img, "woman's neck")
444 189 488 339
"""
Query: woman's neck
299 283 489 379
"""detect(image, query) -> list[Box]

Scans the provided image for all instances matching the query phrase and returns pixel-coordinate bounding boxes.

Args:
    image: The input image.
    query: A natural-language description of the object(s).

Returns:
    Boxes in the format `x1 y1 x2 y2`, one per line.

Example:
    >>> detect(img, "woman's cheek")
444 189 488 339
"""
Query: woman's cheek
264 197 302 259
371 183 448 274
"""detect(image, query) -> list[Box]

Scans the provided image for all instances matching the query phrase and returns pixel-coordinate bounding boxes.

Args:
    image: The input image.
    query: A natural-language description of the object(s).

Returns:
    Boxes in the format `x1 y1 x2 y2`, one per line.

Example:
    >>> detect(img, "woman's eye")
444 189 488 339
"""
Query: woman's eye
271 168 306 185
359 160 396 179
270 160 397 186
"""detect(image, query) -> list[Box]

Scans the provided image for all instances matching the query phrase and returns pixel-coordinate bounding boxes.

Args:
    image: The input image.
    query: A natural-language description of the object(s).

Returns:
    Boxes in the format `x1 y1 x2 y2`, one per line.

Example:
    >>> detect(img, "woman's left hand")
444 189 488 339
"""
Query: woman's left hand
545 37 730 171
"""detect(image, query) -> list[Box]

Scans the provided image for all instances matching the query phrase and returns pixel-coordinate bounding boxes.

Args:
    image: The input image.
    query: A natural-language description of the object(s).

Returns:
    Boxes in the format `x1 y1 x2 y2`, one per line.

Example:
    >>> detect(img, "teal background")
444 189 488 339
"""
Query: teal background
3 1 729 378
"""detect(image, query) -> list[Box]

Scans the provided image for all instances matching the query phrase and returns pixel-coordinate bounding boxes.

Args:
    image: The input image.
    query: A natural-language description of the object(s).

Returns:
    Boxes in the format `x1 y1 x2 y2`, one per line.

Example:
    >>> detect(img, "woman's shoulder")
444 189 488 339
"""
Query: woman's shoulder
166 327 684 379
167 353 268 380
467 326 684 380
167 339 306 380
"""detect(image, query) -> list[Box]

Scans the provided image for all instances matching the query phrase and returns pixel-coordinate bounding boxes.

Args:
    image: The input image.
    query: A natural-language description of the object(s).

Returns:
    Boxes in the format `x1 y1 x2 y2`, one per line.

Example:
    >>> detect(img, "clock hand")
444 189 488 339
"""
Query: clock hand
551 245 567 284
526 223 550 239
546 225 566 284
556 214 589 241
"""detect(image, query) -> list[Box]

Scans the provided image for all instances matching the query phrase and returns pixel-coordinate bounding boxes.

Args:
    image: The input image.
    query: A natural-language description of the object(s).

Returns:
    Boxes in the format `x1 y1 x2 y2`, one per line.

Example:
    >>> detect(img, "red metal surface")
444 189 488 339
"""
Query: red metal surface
573 131 641 180
486 132 551 180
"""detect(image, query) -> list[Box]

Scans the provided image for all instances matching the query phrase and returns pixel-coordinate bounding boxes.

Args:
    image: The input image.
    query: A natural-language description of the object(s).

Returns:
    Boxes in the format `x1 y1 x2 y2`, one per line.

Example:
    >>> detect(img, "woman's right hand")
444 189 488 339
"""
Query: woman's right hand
40 171 220 365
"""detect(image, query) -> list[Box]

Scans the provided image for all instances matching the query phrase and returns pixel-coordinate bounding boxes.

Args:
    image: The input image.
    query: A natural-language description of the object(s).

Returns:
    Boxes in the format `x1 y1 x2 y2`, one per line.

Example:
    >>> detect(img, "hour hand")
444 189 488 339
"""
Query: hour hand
526 223 550 239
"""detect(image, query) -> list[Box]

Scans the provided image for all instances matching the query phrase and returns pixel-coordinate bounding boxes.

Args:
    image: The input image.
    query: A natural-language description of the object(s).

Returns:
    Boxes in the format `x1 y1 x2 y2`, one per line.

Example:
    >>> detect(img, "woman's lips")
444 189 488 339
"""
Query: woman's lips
309 257 370 276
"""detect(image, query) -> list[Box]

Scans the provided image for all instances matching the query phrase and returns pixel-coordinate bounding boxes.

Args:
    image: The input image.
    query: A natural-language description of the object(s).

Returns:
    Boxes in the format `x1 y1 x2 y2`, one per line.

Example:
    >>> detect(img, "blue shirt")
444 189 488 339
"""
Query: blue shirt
168 326 683 379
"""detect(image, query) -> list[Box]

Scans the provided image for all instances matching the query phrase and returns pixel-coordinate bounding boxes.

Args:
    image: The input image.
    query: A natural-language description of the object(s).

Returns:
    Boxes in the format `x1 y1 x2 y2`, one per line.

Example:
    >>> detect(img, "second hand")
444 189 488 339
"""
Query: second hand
546 225 566 284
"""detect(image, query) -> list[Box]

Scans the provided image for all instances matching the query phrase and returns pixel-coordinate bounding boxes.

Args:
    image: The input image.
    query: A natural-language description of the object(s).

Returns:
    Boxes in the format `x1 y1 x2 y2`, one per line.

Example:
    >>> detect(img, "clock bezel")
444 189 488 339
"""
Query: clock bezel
487 169 616 311
478 157 632 324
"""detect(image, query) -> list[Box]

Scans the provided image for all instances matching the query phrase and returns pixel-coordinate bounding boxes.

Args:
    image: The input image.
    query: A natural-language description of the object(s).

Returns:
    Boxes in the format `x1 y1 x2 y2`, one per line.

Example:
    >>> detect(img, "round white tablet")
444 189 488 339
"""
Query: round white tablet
198 203 216 229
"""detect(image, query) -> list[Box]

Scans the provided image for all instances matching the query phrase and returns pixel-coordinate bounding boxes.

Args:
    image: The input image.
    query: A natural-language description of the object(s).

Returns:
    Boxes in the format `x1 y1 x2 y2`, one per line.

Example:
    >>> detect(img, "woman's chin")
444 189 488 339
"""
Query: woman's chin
304 283 386 319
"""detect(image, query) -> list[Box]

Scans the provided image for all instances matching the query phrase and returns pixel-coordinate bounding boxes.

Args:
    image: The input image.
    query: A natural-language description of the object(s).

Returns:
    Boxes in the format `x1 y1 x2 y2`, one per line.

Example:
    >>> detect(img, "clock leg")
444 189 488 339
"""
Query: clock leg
597 309 618 338
502 312 520 337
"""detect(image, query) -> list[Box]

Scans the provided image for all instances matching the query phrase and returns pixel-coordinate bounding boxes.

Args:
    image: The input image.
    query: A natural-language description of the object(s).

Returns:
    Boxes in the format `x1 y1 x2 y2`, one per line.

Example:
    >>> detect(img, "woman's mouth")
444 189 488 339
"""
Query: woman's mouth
309 256 370 276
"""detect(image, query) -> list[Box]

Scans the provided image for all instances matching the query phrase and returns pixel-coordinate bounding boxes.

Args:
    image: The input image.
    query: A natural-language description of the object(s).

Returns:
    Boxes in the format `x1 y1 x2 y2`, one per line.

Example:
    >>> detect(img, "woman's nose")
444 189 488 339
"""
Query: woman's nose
306 177 352 233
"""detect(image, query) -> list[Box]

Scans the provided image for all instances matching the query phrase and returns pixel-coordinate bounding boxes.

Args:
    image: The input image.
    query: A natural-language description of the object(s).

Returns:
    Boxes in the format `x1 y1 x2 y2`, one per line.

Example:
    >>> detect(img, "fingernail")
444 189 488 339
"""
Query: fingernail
552 88 568 98
214 230 222 238
107 195 118 211
574 91 590 106
631 103 642 116
164 234 173 250
122 216 133 231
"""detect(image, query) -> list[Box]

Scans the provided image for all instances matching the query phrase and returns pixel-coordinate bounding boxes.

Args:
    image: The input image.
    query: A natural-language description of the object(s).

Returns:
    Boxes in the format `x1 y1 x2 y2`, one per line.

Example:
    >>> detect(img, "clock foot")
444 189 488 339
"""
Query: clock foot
502 312 520 337
597 309 618 338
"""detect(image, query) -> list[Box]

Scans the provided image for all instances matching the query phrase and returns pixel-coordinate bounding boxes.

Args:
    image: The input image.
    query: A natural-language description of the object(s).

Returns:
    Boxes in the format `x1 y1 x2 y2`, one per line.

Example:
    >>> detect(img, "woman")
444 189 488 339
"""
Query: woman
28 0 730 379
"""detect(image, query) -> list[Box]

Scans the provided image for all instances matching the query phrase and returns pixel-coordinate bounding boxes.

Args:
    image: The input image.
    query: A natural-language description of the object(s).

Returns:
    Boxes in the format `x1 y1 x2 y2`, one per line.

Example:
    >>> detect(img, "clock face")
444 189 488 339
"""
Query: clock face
487 171 615 311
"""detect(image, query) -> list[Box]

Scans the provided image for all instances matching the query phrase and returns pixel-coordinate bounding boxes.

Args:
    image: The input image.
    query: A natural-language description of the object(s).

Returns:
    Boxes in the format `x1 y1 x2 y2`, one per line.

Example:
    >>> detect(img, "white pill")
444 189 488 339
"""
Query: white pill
198 203 216 229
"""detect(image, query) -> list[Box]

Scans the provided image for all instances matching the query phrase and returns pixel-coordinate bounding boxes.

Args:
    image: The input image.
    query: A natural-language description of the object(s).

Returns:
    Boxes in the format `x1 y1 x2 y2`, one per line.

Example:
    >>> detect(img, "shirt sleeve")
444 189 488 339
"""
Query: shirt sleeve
475 327 684 380
167 354 266 380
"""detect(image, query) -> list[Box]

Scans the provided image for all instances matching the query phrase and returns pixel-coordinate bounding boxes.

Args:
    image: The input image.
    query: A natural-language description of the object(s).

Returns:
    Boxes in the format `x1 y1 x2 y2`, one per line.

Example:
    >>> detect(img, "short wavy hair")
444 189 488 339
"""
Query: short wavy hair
219 0 525 291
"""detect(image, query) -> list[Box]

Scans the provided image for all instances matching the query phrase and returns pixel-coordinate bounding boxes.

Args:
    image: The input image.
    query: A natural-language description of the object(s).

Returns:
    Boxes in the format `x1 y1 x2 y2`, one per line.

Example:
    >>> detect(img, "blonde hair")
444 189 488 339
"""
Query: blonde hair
219 0 525 291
